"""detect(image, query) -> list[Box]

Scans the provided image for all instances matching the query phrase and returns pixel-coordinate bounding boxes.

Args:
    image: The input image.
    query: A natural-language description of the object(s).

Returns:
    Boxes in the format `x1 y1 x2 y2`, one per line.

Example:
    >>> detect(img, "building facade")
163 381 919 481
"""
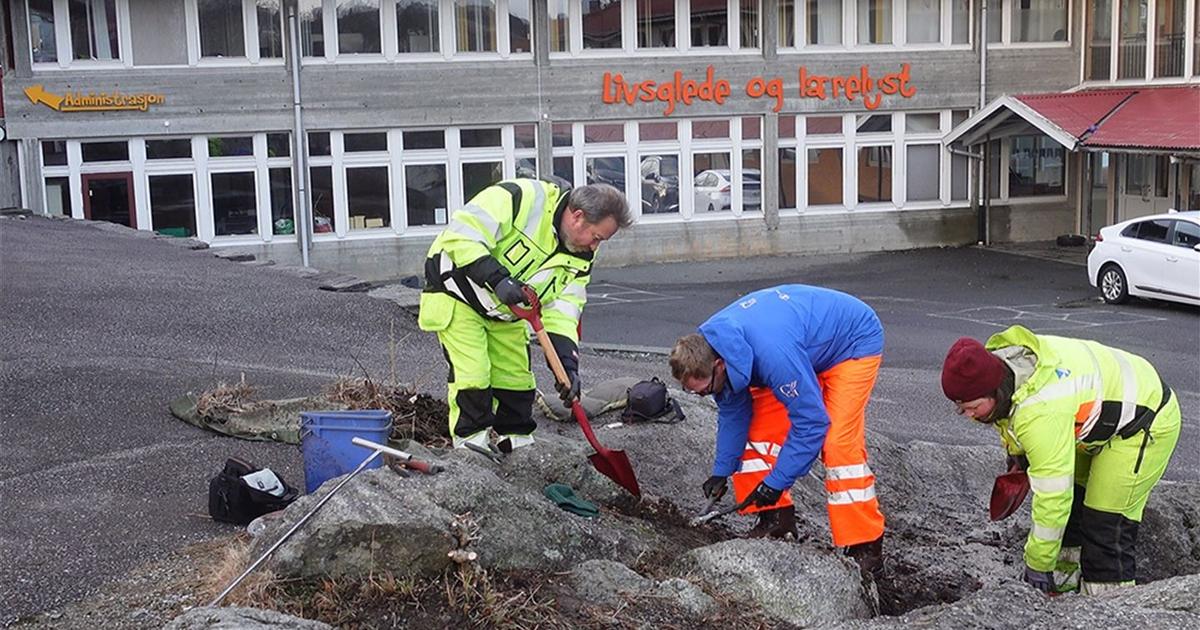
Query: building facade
3 1 1197 279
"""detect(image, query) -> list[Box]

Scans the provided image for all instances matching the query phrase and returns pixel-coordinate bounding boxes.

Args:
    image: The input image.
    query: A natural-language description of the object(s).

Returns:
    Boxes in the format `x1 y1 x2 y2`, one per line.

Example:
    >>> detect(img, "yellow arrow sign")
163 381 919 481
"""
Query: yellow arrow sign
24 85 64 110
24 85 165 112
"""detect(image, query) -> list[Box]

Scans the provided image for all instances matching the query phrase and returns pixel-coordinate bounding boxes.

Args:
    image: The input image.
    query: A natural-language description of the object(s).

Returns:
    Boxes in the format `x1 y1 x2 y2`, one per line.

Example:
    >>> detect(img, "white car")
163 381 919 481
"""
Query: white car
1087 211 1200 306
693 169 761 212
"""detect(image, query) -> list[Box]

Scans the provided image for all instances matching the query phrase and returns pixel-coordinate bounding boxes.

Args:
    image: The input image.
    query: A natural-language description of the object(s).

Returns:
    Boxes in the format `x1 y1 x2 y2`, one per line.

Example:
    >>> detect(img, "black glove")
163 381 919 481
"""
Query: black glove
556 373 581 405
748 481 784 508
547 333 580 405
492 277 531 306
1006 454 1030 471
1023 565 1055 594
701 475 728 501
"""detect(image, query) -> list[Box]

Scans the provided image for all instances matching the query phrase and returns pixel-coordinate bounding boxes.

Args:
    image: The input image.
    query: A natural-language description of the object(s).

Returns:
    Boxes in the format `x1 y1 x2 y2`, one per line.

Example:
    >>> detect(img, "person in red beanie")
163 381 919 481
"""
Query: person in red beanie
941 325 1180 597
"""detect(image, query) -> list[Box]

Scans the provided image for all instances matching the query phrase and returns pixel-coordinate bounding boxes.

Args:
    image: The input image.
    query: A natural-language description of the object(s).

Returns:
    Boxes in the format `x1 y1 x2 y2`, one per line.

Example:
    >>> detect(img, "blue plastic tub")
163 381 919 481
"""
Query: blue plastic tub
299 410 393 493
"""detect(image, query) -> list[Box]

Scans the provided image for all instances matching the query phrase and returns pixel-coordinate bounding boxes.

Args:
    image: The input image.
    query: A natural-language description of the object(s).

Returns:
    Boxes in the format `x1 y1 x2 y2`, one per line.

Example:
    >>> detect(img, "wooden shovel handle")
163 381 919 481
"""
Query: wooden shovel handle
533 327 573 392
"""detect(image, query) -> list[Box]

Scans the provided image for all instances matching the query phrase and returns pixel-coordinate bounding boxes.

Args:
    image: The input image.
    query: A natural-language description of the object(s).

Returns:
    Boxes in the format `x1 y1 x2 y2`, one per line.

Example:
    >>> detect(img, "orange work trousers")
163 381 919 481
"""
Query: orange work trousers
730 355 886 547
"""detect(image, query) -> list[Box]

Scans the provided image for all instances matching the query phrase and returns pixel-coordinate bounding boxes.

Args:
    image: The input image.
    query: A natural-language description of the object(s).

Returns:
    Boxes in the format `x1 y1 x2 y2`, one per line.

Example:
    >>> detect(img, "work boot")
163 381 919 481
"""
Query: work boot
747 505 798 540
845 536 884 580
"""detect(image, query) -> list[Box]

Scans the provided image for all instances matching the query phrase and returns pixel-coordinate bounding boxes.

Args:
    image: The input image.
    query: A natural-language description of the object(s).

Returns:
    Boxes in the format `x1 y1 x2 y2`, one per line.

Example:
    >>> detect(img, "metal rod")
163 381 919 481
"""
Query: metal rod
287 0 312 268
208 449 383 607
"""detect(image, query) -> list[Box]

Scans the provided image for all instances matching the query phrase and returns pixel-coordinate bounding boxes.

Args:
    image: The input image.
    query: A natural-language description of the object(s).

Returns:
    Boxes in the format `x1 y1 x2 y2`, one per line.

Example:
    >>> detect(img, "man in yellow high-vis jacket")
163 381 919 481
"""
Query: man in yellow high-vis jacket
941 325 1181 595
418 178 630 453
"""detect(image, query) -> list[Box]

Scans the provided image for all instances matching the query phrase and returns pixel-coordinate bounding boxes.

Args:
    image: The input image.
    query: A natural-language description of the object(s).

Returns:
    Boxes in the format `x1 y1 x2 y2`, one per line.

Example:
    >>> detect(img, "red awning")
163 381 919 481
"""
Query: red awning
1017 86 1200 153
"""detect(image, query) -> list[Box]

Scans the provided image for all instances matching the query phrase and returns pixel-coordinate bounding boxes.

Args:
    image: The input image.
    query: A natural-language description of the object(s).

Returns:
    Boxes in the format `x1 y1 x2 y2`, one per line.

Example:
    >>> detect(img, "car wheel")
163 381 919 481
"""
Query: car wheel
1099 264 1129 304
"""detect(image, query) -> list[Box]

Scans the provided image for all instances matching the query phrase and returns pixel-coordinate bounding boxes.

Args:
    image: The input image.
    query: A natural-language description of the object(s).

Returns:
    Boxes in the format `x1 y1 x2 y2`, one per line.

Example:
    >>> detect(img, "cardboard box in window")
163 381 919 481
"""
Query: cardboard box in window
365 218 385 228
350 215 366 229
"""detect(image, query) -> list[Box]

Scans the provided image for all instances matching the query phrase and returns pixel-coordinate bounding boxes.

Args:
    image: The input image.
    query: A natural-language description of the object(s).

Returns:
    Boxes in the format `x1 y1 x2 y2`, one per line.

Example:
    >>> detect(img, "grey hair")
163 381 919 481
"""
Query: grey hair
568 183 632 228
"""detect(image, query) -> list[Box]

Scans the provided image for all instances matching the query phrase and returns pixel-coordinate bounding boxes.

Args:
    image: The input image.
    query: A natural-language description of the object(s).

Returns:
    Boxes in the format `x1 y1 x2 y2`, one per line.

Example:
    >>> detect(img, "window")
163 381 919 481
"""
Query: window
29 0 57 63
549 0 568 52
268 168 295 235
585 123 624 144
693 151 732 212
808 0 842 45
1013 0 1068 42
514 124 537 149
906 145 940 201
45 177 71 217
640 154 680 214
463 162 503 202
347 166 390 229
740 0 761 48
455 0 497 52
198 0 245 58
807 116 842 135
808 148 842 205
69 0 121 61
584 0 623 49
907 0 940 44
310 166 336 232
857 114 892 133
257 0 285 57
858 146 892 203
1131 219 1171 242
1171 221 1200 247
266 133 291 157
1085 0 1112 79
951 153 969 200
147 139 193 160
299 0 324 56
951 0 970 44
637 0 675 48
1118 0 1147 78
640 121 677 141
857 0 892 45
81 141 128 162
405 164 448 226
691 0 728 47
743 149 762 210
587 156 626 195
211 172 258 236
337 0 382 54
554 156 575 186
404 130 444 150
42 141 68 167
1154 0 1186 77
779 0 795 46
208 136 254 157
510 0 531 53
397 0 440 52
906 113 941 133
309 132 332 156
1009 135 1064 197
344 132 388 152
149 174 197 237
779 148 797 208
461 128 502 148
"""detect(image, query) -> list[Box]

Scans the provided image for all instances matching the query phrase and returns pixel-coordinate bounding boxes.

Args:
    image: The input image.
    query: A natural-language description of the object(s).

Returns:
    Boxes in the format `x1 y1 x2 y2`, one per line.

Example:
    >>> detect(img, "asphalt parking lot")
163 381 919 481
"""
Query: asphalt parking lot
1 216 1196 625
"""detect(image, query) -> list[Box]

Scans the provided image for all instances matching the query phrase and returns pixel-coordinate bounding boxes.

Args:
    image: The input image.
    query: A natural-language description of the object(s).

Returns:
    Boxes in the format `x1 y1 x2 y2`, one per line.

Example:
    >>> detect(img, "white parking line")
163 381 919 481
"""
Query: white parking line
587 282 681 307
928 303 1168 330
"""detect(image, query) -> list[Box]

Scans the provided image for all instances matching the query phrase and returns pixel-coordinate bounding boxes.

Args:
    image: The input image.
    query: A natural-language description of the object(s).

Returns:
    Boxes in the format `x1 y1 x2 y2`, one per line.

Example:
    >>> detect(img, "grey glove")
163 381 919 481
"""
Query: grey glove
1023 565 1055 594
701 475 727 501
493 277 531 306
556 374 581 406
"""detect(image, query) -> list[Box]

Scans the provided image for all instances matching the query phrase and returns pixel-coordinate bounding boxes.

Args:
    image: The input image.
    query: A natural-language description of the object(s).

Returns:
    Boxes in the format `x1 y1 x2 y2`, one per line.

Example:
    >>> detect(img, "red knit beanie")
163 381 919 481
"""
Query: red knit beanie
941 338 1006 402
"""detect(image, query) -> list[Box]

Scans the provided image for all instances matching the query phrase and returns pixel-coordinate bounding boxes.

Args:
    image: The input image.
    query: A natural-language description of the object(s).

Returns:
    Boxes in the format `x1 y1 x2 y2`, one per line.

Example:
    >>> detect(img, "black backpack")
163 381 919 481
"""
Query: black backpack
621 378 686 424
207 457 299 525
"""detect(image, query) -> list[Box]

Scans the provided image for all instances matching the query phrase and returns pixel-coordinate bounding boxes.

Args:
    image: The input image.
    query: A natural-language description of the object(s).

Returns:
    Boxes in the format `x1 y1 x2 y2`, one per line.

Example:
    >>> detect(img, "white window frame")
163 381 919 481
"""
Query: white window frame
1084 0 1199 84
185 0 288 66
778 0 972 52
799 115 850 212
29 0 133 70
448 0 534 60
398 128 452 233
392 0 445 59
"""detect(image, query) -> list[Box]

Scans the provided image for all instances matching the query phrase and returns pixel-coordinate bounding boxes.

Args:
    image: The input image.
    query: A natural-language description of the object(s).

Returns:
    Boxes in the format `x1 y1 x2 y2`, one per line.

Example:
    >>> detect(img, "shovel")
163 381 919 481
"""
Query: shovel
989 464 1030 521
689 495 754 527
510 290 641 498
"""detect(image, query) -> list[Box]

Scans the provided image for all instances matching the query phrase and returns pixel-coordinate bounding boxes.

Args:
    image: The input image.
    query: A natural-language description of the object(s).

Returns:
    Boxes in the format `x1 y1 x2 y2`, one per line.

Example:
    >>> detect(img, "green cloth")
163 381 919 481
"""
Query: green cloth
544 483 599 518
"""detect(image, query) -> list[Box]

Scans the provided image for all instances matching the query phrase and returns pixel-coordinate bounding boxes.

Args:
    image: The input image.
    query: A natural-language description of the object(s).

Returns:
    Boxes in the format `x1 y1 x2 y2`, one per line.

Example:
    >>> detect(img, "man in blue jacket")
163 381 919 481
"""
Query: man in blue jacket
670 285 886 576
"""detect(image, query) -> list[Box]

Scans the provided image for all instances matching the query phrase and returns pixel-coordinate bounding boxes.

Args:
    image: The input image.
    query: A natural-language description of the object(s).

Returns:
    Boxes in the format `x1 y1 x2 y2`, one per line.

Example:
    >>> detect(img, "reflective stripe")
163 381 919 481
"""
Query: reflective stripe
1111 348 1139 430
453 430 491 450
545 300 581 321
746 441 782 457
827 485 876 505
1028 475 1073 493
522 182 546 240
525 268 553 286
447 219 490 246
1032 523 1065 541
826 463 872 480
501 434 535 449
461 203 501 240
561 281 587 301
739 458 770 473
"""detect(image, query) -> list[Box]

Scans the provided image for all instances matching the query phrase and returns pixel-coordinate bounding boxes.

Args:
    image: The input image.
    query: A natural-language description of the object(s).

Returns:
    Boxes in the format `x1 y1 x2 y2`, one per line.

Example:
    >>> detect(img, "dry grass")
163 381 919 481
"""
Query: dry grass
325 376 451 445
195 373 256 417
196 535 292 612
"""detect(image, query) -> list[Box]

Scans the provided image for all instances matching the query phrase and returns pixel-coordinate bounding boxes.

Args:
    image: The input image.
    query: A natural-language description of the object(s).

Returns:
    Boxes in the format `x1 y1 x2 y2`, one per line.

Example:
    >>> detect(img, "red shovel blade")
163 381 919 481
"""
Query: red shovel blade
572 401 641 498
989 467 1030 521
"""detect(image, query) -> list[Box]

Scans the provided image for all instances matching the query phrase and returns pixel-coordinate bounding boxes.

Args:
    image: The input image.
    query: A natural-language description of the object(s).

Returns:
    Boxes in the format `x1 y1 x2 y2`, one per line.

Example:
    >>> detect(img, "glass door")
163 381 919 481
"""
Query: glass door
81 172 136 227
